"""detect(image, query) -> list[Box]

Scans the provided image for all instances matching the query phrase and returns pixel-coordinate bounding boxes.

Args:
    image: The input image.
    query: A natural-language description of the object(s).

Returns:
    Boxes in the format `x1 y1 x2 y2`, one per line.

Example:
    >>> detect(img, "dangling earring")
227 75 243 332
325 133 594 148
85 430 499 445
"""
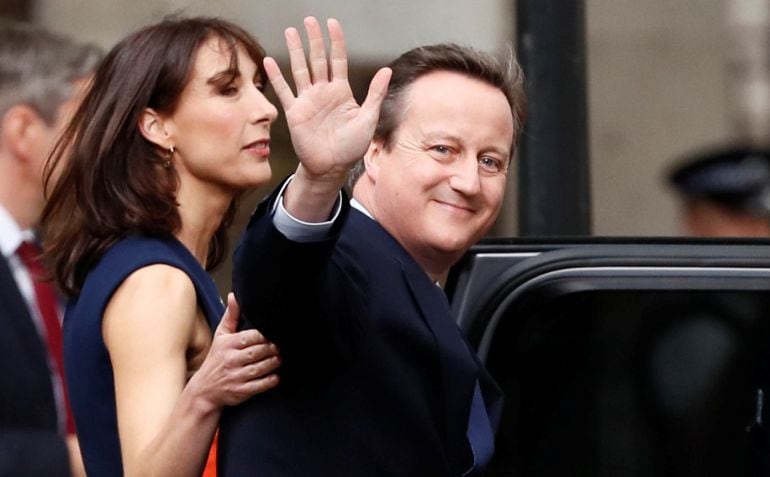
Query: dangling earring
164 145 175 168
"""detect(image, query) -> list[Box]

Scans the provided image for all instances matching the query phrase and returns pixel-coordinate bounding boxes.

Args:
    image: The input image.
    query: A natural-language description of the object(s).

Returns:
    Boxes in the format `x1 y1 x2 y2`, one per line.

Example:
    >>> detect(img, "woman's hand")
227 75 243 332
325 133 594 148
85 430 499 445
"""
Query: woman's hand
190 293 280 409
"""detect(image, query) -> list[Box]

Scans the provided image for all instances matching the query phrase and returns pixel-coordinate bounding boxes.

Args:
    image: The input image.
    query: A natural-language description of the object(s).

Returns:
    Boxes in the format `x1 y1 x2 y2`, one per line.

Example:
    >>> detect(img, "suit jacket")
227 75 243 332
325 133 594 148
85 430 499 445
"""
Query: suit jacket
0 254 70 477
219 186 502 477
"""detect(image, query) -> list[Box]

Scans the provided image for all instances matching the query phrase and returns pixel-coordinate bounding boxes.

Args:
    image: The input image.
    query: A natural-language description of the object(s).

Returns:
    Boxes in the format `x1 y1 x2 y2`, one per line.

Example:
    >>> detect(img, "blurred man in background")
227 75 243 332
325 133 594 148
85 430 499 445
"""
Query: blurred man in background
668 145 770 237
0 20 100 476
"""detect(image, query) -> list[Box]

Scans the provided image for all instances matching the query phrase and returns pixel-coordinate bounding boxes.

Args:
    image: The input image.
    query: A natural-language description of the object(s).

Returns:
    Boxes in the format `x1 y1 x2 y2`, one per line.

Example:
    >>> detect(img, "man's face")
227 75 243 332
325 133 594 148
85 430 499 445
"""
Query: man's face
366 70 514 276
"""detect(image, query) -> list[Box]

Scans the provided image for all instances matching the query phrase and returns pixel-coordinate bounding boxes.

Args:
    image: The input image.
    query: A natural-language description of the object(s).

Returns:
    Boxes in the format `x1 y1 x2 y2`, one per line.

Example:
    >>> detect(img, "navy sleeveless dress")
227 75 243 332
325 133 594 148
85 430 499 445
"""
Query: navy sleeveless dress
63 235 224 476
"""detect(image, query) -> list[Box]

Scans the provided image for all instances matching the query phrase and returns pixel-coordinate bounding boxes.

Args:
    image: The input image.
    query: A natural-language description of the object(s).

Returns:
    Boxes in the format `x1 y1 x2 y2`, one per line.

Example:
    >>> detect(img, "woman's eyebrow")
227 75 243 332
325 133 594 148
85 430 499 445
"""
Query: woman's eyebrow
207 68 240 85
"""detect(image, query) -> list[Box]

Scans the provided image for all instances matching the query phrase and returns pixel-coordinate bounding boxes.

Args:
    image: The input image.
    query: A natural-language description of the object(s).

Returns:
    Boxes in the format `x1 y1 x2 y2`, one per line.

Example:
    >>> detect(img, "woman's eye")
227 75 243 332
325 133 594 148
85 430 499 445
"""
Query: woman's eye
220 84 239 96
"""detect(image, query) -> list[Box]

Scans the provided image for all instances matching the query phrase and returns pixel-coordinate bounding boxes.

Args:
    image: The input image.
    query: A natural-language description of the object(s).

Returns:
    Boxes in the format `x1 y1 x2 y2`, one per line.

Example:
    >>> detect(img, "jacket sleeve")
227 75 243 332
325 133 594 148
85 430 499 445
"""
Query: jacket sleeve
232 179 357 383
0 431 71 477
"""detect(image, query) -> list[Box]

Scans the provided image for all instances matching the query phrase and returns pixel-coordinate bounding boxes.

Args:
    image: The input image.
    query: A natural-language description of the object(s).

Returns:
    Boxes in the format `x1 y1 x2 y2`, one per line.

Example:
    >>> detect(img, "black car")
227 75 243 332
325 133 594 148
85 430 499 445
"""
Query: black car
447 238 770 477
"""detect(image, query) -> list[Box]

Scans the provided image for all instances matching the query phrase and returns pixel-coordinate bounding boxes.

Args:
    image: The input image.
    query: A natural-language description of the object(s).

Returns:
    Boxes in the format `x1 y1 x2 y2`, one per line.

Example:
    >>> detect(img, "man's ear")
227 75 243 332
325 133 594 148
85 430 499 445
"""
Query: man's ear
362 138 385 182
138 108 171 149
0 104 43 162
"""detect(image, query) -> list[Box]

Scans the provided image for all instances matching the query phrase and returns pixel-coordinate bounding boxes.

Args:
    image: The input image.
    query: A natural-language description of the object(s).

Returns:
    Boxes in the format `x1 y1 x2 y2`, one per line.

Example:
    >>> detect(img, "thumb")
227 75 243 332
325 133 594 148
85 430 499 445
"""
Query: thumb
359 67 392 124
216 292 241 335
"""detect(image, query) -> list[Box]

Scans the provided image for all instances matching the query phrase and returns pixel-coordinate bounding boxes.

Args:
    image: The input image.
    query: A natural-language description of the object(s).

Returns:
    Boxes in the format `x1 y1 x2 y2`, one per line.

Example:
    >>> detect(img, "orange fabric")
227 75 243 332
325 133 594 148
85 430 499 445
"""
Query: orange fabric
202 430 218 477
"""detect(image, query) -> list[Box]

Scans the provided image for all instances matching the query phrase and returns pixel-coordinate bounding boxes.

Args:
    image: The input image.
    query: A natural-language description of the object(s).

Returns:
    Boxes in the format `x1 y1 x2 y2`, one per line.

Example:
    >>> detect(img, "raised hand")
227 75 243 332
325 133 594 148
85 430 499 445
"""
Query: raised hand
265 17 391 220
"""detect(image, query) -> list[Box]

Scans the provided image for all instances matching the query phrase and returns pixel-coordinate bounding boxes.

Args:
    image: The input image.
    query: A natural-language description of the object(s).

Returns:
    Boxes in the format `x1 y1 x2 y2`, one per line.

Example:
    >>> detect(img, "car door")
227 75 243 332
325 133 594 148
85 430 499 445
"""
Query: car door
447 239 770 477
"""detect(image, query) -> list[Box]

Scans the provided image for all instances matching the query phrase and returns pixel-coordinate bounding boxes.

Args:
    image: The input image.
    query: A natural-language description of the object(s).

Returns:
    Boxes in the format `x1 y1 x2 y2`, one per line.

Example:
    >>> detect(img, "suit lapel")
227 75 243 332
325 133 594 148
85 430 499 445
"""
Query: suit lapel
349 209 502 472
400 258 478 473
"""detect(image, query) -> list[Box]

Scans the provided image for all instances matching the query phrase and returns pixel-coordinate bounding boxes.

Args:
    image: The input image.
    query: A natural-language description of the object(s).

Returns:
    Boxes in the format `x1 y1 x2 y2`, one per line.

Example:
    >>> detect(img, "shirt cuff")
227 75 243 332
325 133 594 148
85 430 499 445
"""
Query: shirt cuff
271 174 343 242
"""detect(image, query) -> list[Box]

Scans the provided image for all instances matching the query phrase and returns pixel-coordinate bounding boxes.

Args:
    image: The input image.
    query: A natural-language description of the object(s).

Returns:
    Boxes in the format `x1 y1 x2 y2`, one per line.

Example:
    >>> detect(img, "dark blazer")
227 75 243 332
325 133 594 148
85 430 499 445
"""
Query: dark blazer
219 186 502 477
0 254 70 477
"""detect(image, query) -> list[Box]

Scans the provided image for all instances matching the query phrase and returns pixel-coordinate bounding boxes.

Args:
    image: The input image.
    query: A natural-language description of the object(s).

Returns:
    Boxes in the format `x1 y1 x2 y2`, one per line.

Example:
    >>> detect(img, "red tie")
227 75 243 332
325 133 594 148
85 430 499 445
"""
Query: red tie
16 240 75 435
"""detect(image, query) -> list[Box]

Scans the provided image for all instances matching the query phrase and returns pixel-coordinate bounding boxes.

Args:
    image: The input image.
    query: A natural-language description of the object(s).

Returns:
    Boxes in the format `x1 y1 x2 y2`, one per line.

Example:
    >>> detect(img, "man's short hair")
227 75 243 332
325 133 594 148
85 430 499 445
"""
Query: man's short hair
0 20 101 125
349 43 527 187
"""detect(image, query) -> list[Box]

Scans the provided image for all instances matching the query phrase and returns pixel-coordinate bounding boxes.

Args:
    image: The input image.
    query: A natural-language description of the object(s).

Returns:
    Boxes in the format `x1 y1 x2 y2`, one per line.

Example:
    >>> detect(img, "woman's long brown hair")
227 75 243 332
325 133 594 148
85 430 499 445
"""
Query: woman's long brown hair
41 16 267 296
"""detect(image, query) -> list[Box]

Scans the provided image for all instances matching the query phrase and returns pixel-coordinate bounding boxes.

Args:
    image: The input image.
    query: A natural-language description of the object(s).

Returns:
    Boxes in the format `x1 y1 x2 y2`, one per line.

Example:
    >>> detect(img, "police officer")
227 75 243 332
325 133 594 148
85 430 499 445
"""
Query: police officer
668 146 770 236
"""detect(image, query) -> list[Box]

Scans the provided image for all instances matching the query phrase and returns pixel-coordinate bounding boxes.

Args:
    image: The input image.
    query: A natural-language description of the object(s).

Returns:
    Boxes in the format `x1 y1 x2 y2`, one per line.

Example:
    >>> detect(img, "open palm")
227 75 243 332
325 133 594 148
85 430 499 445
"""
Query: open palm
264 17 391 181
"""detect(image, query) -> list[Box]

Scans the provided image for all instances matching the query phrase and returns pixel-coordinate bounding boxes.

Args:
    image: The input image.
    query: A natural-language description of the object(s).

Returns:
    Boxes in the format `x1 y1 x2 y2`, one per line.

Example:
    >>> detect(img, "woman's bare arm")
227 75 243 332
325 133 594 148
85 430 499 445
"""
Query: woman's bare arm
103 264 279 477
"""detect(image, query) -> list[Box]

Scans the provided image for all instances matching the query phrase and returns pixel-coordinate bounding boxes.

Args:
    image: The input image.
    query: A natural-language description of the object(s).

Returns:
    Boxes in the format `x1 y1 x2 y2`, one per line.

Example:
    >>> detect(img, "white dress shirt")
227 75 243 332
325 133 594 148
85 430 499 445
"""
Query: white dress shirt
0 205 45 334
272 175 343 241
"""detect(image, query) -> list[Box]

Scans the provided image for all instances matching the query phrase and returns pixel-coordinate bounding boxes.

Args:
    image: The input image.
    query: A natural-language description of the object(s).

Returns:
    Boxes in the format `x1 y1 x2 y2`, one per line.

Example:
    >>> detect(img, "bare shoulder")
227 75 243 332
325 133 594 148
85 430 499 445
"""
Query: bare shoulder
114 264 194 300
108 264 196 314
103 264 198 348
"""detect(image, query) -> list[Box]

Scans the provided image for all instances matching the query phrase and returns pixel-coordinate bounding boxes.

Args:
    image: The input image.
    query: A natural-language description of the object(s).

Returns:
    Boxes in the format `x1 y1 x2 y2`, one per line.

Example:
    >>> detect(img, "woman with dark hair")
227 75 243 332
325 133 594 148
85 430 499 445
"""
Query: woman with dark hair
40 17 283 476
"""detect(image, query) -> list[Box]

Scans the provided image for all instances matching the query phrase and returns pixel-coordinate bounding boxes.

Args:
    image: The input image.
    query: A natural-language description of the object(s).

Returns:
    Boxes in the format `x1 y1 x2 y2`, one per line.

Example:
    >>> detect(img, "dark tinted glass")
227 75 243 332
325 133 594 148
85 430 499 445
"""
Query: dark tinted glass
486 290 770 477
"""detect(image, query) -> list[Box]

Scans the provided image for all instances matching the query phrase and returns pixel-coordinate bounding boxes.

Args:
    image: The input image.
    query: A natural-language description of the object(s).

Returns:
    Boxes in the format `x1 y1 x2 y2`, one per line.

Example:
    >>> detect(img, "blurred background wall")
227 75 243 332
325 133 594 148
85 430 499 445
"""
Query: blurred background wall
5 0 766 282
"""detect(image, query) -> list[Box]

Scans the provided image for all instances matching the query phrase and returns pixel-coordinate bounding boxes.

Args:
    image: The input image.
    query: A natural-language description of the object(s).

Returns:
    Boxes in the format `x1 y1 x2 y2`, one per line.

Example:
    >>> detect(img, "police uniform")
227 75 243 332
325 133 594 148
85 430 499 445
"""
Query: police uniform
668 146 770 214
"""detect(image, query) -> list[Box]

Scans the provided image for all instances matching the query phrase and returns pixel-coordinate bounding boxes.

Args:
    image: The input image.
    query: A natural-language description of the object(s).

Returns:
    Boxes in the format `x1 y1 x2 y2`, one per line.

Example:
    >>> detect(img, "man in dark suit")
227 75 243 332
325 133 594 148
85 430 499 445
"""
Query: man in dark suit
0 21 100 477
219 17 526 476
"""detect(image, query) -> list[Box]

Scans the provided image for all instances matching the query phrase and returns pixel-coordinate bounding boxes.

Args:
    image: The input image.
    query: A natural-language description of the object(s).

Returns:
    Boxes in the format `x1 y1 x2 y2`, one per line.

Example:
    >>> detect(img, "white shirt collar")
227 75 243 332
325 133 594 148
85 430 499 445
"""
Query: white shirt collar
350 197 374 220
0 204 34 258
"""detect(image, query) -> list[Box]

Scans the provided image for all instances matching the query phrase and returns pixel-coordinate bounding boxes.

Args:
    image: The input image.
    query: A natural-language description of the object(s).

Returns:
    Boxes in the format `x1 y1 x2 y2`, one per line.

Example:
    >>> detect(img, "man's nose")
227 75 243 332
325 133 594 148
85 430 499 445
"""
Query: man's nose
449 154 481 195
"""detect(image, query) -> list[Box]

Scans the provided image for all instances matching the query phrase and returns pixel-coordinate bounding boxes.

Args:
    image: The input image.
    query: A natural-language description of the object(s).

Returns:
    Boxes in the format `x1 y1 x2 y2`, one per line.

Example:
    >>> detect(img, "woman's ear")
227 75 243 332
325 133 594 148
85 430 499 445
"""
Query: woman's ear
138 108 170 149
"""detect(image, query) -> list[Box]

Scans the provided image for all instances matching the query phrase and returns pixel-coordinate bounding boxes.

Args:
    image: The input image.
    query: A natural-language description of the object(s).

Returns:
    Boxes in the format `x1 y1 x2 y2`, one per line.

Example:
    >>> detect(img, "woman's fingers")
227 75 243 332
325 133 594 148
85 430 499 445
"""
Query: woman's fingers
242 374 280 395
234 328 269 349
214 293 240 335
226 328 280 372
243 355 282 380
234 341 280 367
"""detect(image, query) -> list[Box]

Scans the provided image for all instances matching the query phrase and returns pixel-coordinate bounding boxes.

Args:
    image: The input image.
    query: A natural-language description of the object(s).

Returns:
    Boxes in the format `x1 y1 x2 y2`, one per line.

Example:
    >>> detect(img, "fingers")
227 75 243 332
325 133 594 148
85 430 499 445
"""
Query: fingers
285 26 312 94
215 293 240 335
243 353 282 379
230 328 279 369
240 373 280 396
305 17 329 84
201 320 281 406
236 328 269 349
231 338 281 397
360 67 393 124
264 57 295 109
223 371 280 405
236 340 279 366
216 331 281 393
327 18 348 82
282 16 344 96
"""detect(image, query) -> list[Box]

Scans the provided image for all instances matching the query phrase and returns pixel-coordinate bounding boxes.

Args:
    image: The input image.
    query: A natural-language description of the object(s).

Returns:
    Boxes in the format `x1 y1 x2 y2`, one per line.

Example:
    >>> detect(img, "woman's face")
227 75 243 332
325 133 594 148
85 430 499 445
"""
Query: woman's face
161 36 277 193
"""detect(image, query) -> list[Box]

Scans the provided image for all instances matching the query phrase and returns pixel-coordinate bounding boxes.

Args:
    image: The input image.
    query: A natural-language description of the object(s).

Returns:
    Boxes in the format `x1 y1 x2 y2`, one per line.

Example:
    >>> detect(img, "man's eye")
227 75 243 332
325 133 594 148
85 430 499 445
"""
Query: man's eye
479 156 503 173
431 145 450 154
